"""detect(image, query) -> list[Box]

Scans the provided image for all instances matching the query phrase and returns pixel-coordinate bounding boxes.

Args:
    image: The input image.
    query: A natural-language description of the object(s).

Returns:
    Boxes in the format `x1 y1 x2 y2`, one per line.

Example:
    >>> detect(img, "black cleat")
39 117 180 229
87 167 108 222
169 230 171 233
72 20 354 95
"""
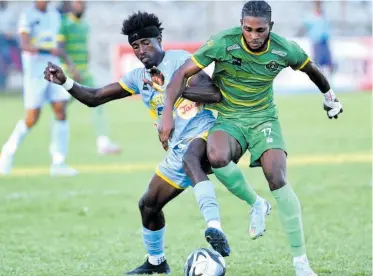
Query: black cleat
205 227 231 257
125 259 171 275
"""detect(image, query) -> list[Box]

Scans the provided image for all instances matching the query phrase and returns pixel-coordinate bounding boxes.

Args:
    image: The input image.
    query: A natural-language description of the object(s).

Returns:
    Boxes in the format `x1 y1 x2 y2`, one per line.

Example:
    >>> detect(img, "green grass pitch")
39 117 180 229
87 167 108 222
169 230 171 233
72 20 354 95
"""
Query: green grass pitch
0 92 371 275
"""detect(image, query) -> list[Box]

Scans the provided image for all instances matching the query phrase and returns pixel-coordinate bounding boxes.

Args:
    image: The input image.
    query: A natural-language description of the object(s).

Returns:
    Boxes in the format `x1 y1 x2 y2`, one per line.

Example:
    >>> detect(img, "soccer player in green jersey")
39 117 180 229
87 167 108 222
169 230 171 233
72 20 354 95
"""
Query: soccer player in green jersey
160 1 343 275
58 0 121 155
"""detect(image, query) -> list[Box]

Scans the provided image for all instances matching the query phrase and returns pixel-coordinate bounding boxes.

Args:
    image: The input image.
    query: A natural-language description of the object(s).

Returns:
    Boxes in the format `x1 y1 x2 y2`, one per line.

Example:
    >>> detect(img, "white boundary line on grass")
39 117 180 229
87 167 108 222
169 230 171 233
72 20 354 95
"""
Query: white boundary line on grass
2 153 371 177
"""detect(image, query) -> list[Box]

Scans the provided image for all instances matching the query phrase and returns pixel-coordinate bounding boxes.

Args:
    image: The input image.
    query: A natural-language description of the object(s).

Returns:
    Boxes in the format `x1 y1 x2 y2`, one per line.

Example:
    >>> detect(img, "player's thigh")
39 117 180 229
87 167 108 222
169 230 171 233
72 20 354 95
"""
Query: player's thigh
207 119 246 165
141 173 184 211
23 76 48 109
247 119 287 168
260 149 287 191
156 146 193 190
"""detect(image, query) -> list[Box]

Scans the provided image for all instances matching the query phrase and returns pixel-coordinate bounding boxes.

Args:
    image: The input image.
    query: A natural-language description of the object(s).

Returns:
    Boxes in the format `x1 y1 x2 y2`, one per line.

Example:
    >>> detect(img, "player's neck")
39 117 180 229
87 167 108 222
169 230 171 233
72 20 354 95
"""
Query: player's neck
154 51 166 67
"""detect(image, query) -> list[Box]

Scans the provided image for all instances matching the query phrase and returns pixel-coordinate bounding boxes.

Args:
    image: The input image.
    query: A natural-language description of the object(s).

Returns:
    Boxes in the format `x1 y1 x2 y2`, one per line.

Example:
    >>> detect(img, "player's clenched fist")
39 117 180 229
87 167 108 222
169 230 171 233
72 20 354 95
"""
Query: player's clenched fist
44 62 67 85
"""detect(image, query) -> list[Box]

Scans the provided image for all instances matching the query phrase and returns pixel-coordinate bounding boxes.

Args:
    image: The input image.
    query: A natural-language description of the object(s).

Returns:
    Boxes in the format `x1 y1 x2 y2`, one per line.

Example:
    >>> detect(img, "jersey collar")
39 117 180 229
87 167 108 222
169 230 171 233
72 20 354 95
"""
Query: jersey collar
240 36 270 56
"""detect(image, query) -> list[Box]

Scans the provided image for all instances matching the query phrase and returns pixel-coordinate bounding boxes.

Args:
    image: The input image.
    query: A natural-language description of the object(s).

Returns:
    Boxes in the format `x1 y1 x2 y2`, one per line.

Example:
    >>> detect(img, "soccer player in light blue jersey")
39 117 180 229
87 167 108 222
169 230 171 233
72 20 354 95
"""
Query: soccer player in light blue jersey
0 0 77 176
44 11 229 275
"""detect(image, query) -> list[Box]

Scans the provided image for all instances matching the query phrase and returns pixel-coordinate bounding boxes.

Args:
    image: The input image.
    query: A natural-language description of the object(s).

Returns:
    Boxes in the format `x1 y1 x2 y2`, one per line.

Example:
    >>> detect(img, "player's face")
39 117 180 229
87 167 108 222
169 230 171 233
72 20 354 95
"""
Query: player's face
241 16 272 50
35 0 49 11
72 0 85 16
131 37 163 69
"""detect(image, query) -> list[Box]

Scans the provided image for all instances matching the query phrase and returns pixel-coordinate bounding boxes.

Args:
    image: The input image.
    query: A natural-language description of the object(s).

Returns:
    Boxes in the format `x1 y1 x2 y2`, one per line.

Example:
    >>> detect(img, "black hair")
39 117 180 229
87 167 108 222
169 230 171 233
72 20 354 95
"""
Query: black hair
242 0 272 21
121 11 164 36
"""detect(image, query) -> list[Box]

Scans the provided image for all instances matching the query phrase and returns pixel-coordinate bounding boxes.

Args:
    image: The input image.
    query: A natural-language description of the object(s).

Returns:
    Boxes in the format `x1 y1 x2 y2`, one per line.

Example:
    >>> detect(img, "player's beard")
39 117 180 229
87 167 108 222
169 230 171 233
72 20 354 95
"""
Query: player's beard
247 34 270 53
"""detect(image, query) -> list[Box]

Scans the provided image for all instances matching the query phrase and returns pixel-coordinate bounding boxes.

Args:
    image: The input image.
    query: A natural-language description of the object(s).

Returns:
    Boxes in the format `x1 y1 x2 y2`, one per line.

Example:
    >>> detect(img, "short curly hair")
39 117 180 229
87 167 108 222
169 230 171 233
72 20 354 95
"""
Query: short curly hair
121 11 164 36
242 1 272 22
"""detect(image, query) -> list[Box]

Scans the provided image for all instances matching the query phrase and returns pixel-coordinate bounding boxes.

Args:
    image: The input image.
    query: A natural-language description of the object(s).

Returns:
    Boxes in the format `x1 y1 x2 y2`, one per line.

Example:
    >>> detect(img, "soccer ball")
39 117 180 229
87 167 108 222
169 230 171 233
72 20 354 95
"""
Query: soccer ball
184 248 226 276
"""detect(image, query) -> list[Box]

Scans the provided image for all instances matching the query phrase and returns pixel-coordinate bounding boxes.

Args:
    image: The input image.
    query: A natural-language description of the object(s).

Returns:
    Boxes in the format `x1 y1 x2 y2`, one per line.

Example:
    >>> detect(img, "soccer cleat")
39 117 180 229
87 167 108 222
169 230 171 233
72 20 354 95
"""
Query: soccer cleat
50 164 78 177
125 259 171 275
294 258 318 276
205 227 231 257
249 197 271 240
0 152 14 175
97 141 122 155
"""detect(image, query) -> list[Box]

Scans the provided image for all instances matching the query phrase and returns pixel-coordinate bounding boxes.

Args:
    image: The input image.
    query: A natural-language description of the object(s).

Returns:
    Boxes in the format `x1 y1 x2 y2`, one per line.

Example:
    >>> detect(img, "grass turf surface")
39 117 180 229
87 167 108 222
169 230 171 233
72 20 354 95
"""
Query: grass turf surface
0 92 371 275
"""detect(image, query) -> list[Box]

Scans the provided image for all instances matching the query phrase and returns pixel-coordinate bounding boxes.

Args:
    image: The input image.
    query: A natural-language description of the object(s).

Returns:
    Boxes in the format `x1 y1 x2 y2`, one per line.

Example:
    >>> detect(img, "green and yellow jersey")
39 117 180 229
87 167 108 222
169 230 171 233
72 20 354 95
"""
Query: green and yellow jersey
192 27 310 118
58 13 92 84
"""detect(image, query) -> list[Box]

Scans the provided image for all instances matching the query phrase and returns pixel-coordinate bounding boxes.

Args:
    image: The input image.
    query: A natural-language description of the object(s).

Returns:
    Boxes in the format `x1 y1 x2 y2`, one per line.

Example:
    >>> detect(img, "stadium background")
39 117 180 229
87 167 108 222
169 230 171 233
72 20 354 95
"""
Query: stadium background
0 1 372 275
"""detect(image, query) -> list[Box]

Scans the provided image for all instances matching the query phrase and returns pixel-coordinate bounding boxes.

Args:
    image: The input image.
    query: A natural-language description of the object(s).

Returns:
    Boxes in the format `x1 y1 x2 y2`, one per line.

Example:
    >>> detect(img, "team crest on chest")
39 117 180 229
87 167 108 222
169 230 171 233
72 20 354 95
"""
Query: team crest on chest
265 60 279 72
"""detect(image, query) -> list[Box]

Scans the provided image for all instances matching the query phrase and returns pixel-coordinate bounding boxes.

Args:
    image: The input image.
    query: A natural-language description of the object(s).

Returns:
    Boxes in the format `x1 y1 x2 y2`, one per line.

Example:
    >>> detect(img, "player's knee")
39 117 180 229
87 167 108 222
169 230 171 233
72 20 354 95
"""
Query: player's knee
207 145 230 168
138 194 161 218
54 111 66 121
268 173 287 191
25 113 40 128
182 153 199 177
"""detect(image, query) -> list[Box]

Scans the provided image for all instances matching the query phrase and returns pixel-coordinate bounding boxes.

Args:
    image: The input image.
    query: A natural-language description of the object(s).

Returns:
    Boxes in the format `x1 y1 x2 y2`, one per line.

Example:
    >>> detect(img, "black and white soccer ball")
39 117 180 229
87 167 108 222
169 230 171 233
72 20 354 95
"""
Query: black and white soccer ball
184 248 226 276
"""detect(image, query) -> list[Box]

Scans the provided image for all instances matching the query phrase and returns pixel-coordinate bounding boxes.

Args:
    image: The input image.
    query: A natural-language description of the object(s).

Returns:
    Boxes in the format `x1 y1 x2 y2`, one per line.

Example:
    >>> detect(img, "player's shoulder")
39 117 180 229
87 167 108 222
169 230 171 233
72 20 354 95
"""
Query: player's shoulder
122 67 143 82
165 49 191 59
270 32 299 50
211 26 241 41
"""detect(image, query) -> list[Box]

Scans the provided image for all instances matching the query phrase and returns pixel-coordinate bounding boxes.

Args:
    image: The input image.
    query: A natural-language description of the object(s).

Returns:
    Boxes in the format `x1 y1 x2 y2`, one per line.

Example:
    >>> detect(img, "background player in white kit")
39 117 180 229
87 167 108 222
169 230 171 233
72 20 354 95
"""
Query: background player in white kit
0 0 77 176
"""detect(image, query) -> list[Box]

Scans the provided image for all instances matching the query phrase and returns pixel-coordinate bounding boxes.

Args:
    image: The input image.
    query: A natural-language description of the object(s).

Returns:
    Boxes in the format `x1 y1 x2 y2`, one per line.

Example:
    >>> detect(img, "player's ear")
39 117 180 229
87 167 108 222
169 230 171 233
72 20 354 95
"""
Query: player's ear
240 18 243 26
157 35 162 44
269 21 274 31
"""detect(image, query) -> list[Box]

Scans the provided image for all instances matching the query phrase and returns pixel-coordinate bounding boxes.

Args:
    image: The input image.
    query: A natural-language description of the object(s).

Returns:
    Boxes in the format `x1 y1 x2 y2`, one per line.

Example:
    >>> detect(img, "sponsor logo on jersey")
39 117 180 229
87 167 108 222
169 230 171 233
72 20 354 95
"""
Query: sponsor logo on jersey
271 49 287 57
265 60 279 71
227 44 241 52
232 56 242 66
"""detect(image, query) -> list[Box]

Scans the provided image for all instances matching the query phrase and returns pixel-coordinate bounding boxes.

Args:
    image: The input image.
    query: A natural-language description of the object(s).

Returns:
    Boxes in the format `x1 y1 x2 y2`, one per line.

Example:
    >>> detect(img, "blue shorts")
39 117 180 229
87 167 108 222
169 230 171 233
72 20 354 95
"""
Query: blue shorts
313 40 332 67
156 131 209 189
23 76 70 109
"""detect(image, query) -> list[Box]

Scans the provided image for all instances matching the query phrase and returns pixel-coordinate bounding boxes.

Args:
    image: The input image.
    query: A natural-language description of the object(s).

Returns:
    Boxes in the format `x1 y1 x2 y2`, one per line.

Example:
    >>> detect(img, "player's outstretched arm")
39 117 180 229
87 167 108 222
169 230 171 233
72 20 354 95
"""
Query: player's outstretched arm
301 61 343 119
44 62 132 107
182 71 222 104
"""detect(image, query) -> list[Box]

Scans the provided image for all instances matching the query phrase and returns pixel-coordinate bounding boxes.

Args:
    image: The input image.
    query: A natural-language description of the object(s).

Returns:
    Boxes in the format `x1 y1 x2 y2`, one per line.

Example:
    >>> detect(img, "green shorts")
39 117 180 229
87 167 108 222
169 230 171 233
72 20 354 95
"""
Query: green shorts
209 116 287 167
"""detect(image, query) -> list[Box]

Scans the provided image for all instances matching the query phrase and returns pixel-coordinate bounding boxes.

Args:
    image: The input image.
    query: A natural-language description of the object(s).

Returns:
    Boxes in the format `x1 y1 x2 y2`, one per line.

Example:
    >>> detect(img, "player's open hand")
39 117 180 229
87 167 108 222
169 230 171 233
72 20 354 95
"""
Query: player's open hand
323 97 343 119
44 62 67 85
158 111 174 151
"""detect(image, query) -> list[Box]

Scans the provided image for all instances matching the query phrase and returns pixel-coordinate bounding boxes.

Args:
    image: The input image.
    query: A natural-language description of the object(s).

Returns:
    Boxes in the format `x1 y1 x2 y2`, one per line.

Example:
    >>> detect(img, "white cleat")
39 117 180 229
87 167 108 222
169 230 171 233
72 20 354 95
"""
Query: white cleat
0 152 14 175
249 197 271 240
97 142 122 156
294 257 317 276
50 164 78 177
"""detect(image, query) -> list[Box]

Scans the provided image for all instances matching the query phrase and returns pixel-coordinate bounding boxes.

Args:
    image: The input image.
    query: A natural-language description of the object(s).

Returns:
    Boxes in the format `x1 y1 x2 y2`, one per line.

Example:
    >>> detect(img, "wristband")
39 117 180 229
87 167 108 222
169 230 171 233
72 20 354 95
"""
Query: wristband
324 89 336 101
62 77 74 90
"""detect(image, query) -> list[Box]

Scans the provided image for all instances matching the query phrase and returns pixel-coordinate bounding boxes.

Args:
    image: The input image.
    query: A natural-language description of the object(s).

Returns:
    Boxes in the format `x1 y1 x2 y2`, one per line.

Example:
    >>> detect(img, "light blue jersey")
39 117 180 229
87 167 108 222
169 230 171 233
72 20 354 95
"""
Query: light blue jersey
18 5 68 108
304 13 330 43
119 50 215 189
119 50 215 149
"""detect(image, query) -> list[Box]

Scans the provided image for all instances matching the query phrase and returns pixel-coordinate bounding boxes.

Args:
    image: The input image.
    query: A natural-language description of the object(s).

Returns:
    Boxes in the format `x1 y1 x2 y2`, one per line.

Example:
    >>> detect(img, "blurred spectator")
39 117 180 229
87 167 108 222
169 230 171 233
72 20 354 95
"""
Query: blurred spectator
0 1 20 89
297 0 333 77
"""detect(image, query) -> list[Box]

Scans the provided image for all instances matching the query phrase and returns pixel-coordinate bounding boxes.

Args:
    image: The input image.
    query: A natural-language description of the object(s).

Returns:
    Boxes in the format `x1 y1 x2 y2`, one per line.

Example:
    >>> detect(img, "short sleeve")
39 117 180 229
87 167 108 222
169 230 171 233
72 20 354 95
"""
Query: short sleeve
286 40 310 70
118 70 140 95
191 37 222 69
18 12 30 34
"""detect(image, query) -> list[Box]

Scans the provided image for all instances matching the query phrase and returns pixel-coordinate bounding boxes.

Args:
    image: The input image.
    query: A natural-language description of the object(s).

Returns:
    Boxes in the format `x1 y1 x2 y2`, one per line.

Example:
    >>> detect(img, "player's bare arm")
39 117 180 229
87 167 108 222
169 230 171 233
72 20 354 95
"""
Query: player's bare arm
183 71 222 104
301 60 343 119
160 59 203 146
44 62 132 107
145 66 221 104
300 60 330 93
